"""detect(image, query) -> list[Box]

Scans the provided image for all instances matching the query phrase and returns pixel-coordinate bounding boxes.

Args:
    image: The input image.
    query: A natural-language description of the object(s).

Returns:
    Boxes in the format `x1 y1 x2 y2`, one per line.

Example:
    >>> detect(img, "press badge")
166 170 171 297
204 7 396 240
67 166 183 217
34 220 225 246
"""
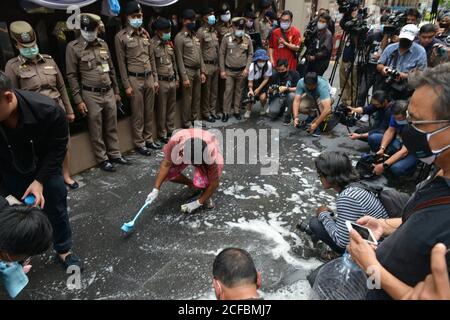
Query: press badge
101 62 110 73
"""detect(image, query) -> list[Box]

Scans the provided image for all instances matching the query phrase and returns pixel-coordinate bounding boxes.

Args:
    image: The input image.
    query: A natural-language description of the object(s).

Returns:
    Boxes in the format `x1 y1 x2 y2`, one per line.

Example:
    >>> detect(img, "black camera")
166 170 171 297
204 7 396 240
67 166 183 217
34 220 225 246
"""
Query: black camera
337 0 360 14
344 18 369 36
385 67 401 85
296 220 313 236
383 11 407 36
303 19 318 48
334 103 360 127
356 153 389 179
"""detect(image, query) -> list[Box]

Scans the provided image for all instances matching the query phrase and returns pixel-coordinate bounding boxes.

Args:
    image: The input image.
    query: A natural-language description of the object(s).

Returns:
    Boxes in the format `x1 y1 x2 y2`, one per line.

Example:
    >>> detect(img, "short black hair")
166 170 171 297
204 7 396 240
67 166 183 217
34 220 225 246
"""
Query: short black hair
371 90 391 104
276 58 289 67
419 23 437 34
213 248 257 288
183 137 209 165
392 100 408 116
0 71 12 97
406 8 420 19
281 10 293 20
0 206 53 257
304 72 318 85
315 152 359 189
318 13 331 23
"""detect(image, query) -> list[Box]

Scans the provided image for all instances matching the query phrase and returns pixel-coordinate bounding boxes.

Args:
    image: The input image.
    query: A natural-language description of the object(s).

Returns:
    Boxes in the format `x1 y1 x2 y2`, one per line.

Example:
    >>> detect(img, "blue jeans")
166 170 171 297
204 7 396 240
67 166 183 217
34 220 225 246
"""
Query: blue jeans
1 172 73 253
368 133 417 177
309 217 346 254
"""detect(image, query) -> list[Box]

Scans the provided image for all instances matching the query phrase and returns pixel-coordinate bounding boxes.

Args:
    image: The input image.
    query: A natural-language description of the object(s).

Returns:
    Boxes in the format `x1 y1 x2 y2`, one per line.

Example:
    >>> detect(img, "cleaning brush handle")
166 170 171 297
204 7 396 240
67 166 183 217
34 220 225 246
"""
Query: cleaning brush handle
131 200 152 223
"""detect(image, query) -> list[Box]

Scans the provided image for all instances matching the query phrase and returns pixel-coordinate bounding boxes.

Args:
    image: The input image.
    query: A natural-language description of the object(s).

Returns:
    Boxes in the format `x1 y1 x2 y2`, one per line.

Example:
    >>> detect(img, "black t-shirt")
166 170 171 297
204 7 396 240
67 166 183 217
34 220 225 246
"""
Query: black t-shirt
269 70 300 88
367 175 450 300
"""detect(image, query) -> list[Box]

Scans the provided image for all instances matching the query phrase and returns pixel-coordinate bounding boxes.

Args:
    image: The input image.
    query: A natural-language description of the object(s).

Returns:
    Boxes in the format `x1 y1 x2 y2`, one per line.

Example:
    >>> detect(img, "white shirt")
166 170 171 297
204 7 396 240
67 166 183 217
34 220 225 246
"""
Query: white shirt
248 61 273 81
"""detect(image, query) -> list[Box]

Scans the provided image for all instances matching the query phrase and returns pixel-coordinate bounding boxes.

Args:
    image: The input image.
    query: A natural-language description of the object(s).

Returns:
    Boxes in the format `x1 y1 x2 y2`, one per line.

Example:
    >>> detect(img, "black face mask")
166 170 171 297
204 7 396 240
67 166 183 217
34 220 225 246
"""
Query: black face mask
186 22 196 31
439 22 449 29
399 38 412 49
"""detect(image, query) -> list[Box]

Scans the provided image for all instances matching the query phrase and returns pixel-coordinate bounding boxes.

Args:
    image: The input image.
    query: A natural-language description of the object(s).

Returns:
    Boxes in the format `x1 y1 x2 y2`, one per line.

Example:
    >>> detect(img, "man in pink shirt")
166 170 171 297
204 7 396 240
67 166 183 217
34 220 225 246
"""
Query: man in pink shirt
269 10 301 71
146 128 223 213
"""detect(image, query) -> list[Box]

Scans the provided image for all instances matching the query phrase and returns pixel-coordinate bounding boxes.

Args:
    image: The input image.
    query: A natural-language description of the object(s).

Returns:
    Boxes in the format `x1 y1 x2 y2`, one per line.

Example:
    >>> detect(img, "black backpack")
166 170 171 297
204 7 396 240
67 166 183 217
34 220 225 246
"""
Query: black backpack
349 182 410 218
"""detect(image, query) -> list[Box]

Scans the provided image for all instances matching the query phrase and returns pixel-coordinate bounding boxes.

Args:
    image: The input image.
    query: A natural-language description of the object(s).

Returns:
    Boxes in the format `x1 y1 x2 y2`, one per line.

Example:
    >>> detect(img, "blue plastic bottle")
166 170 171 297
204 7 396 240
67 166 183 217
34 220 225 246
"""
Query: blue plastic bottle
24 195 36 206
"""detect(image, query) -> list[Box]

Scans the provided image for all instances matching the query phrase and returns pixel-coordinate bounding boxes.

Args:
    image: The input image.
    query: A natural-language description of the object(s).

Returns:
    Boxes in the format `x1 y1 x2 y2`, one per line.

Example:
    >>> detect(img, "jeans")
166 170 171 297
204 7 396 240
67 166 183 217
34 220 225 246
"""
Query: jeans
368 133 417 177
309 217 346 254
268 92 295 121
0 172 73 253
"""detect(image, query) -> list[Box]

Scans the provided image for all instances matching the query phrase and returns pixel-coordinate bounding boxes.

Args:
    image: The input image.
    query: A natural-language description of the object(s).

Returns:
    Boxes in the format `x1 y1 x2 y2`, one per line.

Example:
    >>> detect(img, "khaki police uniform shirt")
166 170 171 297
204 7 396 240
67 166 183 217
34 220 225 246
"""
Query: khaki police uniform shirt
115 25 157 89
219 33 254 71
66 36 119 105
255 16 272 42
150 36 178 79
5 54 73 114
174 30 205 82
196 24 220 63
216 22 234 42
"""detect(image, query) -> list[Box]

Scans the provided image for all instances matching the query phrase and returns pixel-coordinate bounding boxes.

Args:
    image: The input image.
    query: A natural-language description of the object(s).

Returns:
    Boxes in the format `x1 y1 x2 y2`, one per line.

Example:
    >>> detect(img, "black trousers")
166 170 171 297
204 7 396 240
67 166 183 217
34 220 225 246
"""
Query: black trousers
309 216 346 254
0 171 73 253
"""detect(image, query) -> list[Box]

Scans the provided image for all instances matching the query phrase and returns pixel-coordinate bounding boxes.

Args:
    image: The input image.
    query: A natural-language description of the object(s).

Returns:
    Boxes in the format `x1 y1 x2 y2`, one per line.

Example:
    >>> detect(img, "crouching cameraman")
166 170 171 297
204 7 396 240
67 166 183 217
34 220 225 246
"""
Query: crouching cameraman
377 24 427 99
292 72 332 136
266 58 300 122
368 100 417 177
299 152 389 254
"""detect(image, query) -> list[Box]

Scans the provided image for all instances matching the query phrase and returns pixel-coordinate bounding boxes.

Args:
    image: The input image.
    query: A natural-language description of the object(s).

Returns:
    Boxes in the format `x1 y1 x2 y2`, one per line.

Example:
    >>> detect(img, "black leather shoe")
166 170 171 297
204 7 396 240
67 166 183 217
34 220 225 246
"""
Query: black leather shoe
146 141 163 150
234 113 241 120
110 157 131 165
205 116 215 123
222 113 229 122
65 180 79 190
136 146 152 156
99 161 116 172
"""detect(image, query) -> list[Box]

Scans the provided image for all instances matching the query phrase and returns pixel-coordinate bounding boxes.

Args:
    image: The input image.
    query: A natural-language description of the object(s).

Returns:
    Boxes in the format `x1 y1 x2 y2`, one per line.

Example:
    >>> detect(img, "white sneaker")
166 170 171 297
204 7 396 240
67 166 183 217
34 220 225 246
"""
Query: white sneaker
244 110 251 119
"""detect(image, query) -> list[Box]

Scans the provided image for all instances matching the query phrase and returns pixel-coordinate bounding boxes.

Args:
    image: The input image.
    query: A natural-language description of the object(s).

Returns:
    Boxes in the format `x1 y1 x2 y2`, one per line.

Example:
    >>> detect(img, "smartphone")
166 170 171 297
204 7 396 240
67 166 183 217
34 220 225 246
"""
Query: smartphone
346 221 378 245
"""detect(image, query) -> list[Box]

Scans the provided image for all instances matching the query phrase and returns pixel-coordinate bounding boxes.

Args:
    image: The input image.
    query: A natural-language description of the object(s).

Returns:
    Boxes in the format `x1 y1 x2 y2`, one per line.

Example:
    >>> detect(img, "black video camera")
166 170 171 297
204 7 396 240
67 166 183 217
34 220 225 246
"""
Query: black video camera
344 18 369 36
383 11 407 35
334 103 360 127
356 153 389 179
337 0 360 14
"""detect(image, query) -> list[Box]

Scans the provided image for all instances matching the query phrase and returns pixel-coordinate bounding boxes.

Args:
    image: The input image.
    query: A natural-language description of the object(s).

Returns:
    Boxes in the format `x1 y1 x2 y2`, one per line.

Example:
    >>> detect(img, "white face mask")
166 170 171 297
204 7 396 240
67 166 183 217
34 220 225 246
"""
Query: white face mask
234 29 244 37
257 61 266 68
317 22 327 30
221 13 231 22
280 21 291 30
81 30 97 42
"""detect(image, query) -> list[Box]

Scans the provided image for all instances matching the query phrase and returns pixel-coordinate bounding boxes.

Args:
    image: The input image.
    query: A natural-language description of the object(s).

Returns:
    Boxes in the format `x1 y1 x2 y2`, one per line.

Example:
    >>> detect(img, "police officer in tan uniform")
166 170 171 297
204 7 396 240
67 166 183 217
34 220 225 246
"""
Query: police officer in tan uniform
5 21 79 190
219 17 254 122
197 7 220 123
115 1 161 157
66 13 130 172
174 9 206 128
151 18 179 144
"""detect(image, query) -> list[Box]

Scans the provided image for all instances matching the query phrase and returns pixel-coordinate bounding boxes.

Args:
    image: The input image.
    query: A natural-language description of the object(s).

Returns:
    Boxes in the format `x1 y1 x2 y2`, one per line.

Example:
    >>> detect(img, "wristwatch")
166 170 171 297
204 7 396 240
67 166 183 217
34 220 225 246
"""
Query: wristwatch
383 162 390 169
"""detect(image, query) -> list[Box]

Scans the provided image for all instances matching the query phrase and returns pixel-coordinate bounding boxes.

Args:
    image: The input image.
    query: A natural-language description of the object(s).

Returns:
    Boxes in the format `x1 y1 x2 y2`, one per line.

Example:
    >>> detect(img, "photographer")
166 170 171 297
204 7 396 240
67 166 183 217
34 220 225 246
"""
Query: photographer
304 152 389 254
245 49 273 119
436 12 450 45
305 13 333 76
317 8 335 35
292 72 332 136
266 58 300 122
368 100 417 177
349 90 394 140
377 24 427 99
416 23 449 68
405 8 420 25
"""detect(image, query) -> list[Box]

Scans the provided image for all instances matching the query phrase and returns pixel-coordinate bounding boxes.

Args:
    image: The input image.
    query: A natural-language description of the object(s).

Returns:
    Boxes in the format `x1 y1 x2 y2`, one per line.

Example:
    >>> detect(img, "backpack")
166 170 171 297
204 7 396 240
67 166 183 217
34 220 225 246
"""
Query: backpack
349 182 410 218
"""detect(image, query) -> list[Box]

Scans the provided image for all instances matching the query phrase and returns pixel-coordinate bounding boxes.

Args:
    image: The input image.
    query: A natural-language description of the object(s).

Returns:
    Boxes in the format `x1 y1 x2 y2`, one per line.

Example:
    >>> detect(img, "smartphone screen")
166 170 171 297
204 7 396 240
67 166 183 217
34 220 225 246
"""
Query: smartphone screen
350 222 376 243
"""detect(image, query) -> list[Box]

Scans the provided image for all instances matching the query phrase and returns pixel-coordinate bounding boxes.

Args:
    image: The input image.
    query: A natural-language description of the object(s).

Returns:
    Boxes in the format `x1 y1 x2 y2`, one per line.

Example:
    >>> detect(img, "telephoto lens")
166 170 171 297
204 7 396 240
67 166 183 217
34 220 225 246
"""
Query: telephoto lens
296 220 314 236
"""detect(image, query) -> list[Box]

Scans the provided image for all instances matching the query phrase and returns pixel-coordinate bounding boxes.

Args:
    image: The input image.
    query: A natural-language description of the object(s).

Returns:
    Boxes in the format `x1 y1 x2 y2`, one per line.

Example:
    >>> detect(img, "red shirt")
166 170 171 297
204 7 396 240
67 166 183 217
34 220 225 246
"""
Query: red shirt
269 26 302 71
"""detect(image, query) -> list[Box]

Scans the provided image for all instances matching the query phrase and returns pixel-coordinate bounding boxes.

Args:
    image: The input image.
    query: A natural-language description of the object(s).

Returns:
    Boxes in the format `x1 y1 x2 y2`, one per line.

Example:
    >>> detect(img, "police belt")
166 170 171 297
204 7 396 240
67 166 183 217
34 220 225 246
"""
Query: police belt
128 70 152 78
185 65 200 70
82 85 112 93
158 75 176 82
225 65 246 72
204 60 217 65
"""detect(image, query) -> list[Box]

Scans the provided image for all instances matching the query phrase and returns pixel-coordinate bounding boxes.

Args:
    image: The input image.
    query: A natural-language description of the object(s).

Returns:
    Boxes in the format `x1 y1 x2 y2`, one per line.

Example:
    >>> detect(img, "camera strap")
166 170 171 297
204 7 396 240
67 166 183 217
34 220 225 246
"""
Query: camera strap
386 48 399 69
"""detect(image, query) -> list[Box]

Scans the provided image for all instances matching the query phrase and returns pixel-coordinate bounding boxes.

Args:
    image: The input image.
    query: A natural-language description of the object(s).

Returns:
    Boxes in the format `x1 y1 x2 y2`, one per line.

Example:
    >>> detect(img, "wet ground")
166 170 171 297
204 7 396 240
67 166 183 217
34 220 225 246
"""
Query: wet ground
4 65 415 300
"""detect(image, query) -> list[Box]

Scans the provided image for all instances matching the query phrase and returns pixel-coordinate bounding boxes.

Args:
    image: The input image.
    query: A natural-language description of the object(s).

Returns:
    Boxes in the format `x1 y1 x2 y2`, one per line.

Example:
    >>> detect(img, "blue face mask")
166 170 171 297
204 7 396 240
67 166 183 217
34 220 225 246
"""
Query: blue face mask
129 18 143 29
161 32 171 41
0 261 29 298
207 15 216 26
19 46 39 60
395 119 408 126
